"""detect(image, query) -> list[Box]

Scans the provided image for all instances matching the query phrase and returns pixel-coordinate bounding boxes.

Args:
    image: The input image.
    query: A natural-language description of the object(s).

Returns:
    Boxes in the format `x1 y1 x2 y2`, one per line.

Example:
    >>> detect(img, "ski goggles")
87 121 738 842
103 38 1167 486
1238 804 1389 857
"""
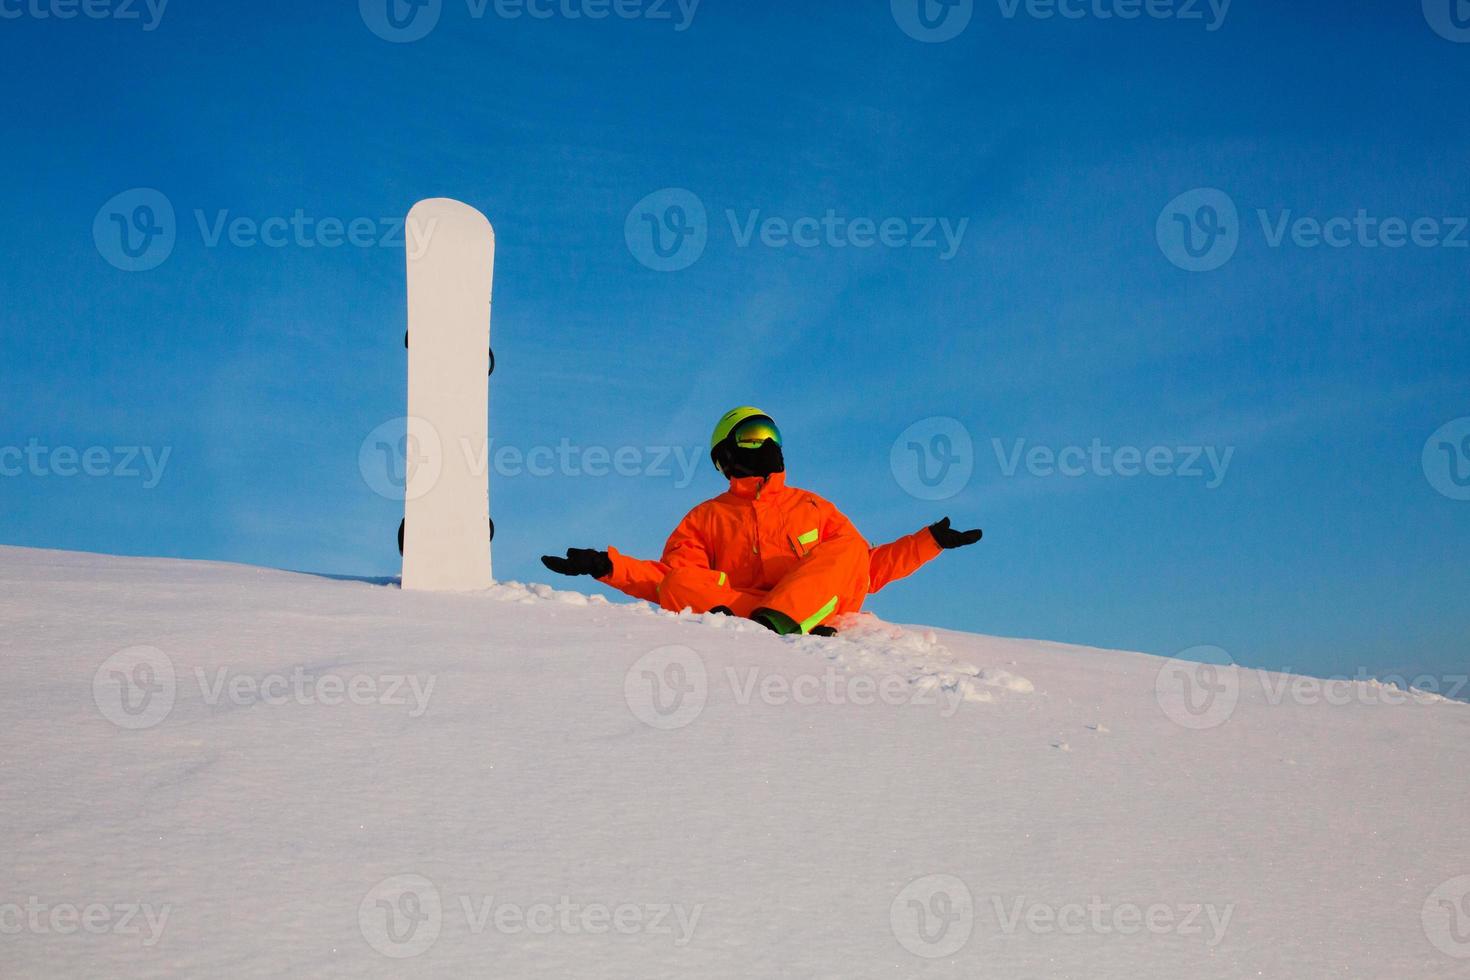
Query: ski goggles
729 416 782 449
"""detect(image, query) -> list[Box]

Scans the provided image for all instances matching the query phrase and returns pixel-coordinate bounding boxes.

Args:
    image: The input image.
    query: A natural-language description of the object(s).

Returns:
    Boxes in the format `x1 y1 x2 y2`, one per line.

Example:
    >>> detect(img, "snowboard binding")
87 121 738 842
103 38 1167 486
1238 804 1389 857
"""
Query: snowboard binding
398 517 494 557
407 330 494 375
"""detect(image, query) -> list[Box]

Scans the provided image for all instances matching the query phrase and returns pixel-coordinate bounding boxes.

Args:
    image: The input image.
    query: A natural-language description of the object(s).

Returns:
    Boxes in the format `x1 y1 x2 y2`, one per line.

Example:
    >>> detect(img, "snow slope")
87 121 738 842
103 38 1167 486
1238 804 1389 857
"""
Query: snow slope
2 545 1468 978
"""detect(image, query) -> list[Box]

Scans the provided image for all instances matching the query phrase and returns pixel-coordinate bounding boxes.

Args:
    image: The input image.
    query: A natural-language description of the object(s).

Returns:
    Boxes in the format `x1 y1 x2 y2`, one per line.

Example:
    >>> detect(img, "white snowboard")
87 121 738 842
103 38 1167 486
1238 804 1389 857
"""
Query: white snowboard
401 198 494 592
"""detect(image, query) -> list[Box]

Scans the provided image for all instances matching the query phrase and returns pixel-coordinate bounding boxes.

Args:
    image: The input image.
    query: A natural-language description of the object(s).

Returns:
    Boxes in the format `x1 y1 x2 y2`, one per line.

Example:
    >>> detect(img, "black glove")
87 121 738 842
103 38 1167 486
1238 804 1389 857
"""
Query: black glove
541 548 613 578
929 517 982 550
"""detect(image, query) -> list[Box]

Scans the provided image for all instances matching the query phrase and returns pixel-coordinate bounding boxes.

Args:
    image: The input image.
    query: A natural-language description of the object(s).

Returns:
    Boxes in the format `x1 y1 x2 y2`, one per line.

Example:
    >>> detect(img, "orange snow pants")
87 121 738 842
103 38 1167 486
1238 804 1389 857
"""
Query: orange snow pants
654 533 873 630
598 472 942 634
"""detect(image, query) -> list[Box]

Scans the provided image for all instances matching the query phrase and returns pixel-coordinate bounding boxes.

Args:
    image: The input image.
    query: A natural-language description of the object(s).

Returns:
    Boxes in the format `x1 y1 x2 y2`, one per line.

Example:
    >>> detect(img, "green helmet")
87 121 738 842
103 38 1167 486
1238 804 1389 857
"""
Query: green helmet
709 406 771 450
709 406 784 475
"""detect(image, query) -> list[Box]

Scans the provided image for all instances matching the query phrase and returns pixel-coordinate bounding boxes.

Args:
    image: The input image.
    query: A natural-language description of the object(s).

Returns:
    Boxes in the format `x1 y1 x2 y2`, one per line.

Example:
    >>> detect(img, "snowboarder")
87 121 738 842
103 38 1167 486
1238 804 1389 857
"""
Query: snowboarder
541 407 982 635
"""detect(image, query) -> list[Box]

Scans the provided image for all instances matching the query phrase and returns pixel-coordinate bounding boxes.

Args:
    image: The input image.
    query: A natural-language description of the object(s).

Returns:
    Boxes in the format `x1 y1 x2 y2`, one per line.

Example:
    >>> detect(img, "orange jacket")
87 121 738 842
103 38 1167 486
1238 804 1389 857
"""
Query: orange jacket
600 472 941 614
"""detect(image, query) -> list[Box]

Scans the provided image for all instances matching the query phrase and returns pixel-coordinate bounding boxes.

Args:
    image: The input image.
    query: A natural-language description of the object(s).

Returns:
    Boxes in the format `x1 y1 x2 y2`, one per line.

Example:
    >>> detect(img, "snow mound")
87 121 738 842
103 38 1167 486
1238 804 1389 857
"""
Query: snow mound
3 545 1468 980
478 581 1038 706
789 614 1035 704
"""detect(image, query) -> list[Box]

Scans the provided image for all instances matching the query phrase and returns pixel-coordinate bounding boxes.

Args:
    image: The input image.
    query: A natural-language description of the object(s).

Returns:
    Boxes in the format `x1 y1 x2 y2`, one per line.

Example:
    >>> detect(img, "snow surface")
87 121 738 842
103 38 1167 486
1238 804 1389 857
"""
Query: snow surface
3 544 1468 978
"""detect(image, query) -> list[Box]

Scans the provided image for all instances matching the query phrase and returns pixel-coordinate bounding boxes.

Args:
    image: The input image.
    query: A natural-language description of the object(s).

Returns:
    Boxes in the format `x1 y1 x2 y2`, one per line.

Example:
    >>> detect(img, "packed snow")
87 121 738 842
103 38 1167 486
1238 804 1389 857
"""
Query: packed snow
3 545 1468 978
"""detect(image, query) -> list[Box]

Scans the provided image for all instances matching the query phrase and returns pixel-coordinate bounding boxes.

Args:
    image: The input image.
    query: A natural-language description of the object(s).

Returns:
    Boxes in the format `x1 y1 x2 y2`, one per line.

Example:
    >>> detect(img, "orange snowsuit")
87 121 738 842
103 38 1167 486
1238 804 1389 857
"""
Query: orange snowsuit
598 471 942 633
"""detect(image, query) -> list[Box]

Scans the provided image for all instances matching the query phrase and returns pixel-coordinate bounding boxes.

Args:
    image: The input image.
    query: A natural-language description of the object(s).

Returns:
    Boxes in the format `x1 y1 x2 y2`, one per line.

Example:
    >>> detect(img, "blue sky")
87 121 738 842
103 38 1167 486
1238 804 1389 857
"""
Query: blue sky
2 0 1467 684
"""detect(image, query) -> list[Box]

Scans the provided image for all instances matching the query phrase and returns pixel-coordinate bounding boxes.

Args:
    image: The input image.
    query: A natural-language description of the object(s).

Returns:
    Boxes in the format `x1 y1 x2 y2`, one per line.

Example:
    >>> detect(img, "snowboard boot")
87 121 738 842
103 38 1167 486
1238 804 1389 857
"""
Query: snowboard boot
751 608 802 636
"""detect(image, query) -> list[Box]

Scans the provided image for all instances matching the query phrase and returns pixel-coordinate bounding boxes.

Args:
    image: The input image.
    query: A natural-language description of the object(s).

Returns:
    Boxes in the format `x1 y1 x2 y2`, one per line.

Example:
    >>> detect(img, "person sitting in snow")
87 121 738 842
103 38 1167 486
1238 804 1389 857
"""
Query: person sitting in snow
541 407 982 636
